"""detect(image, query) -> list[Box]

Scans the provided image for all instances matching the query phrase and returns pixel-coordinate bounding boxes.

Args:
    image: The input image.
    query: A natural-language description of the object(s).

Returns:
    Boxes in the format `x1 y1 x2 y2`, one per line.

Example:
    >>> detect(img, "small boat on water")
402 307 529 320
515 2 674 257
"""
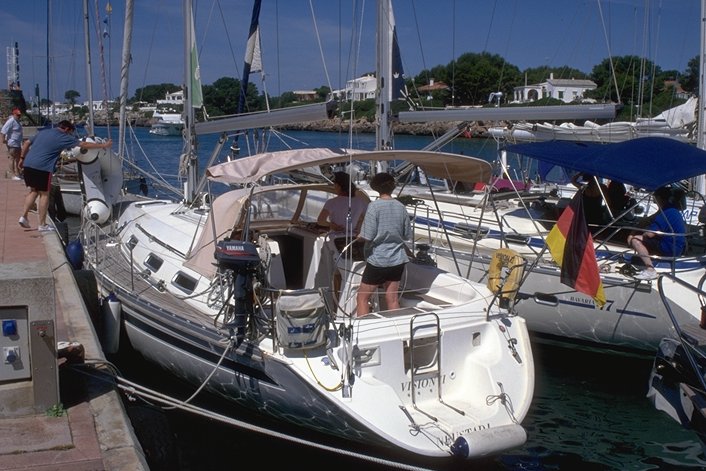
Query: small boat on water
149 90 185 136
149 112 183 136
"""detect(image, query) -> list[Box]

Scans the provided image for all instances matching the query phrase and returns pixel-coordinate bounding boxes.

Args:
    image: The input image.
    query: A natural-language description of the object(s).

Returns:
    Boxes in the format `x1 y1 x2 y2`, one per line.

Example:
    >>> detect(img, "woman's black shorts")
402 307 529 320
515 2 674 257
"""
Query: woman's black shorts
361 262 406 285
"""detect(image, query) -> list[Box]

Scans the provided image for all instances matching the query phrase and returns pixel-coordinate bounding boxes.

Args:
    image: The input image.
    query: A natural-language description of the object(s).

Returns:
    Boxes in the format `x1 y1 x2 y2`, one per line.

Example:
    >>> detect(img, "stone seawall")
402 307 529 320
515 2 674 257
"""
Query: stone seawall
277 118 491 137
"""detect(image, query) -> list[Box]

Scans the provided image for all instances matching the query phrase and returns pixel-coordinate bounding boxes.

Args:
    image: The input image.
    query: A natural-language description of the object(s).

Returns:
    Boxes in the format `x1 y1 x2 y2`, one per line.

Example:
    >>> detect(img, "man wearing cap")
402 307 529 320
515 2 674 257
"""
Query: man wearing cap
18 120 112 232
1 107 23 180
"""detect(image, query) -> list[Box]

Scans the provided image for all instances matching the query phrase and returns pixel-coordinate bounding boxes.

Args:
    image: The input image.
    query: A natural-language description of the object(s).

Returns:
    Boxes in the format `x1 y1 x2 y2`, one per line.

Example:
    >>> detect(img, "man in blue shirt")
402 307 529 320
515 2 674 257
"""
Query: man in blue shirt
18 120 112 232
627 185 686 281
1 107 23 180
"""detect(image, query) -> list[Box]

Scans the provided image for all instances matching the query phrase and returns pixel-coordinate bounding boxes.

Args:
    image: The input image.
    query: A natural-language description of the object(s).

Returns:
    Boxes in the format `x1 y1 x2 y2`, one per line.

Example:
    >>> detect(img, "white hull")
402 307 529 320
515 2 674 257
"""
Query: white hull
80 173 535 461
398 184 706 355
149 122 183 136
429 245 700 353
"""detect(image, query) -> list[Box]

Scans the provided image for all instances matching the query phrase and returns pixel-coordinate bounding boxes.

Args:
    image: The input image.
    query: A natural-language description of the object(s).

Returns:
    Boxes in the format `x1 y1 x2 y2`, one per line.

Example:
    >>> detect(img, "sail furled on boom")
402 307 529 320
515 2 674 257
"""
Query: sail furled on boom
190 12 203 109
238 0 262 115
390 7 405 101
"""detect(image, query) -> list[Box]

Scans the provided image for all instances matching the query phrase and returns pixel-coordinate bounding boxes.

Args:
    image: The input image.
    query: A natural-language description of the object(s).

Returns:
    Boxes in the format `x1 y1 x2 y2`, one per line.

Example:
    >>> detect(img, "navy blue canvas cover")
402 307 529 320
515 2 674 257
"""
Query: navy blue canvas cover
505 137 706 191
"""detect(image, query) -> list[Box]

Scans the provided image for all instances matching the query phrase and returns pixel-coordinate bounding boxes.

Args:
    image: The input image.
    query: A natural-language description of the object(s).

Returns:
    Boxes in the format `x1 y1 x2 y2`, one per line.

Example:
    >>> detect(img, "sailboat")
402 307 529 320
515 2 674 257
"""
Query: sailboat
643 0 706 445
359 0 706 357
52 0 123 221
76 0 535 462
392 123 706 356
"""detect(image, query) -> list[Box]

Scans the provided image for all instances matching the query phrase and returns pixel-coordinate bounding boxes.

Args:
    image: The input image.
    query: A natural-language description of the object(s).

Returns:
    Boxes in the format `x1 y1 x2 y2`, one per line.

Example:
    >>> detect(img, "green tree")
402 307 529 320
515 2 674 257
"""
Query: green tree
338 99 376 121
587 56 655 109
442 52 522 106
274 91 297 108
201 76 262 116
314 85 331 101
680 56 699 94
64 89 80 105
588 55 692 120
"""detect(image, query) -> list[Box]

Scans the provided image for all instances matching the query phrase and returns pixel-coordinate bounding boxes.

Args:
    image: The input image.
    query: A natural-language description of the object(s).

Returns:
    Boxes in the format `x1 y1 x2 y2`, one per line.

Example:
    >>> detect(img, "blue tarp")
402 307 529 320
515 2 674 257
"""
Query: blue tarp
505 137 706 191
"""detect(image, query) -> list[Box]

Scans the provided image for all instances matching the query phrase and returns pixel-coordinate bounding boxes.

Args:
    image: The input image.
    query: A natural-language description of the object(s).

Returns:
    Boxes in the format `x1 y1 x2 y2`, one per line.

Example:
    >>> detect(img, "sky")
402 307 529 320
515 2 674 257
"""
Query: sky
1 0 701 104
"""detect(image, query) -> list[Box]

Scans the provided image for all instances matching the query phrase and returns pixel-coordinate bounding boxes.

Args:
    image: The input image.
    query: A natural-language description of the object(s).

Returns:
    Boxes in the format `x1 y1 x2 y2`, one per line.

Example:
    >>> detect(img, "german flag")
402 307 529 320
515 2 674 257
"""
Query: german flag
546 191 606 308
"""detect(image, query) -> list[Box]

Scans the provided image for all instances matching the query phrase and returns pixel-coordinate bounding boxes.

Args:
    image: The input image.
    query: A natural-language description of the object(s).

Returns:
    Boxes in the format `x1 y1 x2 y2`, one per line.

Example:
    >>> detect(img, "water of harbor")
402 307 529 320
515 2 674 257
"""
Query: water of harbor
79 127 706 470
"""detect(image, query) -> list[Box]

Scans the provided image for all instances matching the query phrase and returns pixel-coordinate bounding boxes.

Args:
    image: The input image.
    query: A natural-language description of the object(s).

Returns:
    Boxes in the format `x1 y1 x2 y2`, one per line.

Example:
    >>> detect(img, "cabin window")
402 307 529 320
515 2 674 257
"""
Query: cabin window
172 272 198 294
250 189 306 221
144 253 164 272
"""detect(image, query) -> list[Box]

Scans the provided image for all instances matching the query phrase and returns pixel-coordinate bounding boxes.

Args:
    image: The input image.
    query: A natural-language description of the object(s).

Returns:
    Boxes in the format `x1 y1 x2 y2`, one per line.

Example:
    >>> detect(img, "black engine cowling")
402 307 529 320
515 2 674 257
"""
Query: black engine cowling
215 240 260 271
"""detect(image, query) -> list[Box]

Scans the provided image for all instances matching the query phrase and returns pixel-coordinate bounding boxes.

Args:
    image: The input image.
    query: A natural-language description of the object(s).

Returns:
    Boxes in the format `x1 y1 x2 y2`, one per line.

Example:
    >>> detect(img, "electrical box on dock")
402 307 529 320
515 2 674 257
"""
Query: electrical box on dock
0 262 59 417
0 307 30 381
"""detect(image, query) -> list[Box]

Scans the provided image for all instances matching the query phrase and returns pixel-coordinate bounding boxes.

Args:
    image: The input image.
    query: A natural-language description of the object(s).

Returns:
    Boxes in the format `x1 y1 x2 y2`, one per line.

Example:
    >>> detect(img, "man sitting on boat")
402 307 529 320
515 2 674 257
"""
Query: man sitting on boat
571 172 610 231
627 185 687 281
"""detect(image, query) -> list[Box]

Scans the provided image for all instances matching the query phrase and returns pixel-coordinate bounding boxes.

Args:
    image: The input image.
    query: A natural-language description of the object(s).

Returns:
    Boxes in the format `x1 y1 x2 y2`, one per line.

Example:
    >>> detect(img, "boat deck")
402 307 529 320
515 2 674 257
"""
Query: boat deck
88 239 216 329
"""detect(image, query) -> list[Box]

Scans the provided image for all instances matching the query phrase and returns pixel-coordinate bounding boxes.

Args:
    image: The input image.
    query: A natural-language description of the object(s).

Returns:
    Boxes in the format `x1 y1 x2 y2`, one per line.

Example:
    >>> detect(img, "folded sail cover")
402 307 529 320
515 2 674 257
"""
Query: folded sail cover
546 192 606 308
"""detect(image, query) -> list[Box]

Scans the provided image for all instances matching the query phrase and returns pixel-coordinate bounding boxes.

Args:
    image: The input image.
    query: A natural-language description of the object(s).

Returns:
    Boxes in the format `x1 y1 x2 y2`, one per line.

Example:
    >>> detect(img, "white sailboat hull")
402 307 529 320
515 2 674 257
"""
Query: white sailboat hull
81 181 534 461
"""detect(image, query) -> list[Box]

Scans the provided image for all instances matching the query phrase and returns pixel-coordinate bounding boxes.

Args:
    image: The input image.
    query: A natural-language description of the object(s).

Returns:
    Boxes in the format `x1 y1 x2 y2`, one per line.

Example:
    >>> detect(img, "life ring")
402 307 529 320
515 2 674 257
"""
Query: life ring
487 248 525 302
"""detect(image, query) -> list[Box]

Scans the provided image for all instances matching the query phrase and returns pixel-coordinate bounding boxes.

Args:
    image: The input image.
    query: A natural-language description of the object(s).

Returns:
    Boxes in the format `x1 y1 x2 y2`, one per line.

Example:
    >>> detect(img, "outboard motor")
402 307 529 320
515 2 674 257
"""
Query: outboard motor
214 240 261 341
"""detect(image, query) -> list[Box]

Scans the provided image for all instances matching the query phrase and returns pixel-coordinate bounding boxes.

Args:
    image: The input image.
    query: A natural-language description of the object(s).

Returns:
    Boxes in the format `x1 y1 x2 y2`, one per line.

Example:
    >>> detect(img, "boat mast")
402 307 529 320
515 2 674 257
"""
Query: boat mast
375 0 393 153
45 0 51 124
183 0 198 204
695 0 706 194
233 0 263 155
117 0 134 158
82 0 94 136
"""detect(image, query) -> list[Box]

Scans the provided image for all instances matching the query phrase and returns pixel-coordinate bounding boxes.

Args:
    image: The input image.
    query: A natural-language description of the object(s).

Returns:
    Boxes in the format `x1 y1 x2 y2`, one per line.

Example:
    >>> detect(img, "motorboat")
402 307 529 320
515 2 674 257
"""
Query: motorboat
149 112 183 136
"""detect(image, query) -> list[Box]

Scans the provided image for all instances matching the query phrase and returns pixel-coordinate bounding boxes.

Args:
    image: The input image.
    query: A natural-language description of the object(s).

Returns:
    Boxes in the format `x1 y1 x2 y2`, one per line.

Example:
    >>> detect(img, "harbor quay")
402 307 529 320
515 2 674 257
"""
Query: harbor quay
0 145 147 470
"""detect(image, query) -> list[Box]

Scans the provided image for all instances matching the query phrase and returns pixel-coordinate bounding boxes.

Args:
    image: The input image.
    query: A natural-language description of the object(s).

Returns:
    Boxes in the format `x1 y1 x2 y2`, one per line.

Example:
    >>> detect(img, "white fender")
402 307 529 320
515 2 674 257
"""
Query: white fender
78 137 123 224
100 146 124 208
80 151 109 223
101 293 121 355
74 145 100 164
450 424 527 458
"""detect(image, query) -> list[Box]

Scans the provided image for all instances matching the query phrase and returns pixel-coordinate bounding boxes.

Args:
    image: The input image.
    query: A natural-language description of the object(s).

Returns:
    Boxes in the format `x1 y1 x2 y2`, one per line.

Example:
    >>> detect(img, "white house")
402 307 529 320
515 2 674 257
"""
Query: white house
81 100 116 112
330 75 377 101
512 73 596 104
157 90 184 105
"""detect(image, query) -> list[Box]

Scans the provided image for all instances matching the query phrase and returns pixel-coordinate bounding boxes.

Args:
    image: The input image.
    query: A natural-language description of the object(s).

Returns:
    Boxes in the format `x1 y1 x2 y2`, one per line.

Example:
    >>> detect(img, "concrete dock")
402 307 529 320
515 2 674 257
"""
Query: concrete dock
0 147 148 470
